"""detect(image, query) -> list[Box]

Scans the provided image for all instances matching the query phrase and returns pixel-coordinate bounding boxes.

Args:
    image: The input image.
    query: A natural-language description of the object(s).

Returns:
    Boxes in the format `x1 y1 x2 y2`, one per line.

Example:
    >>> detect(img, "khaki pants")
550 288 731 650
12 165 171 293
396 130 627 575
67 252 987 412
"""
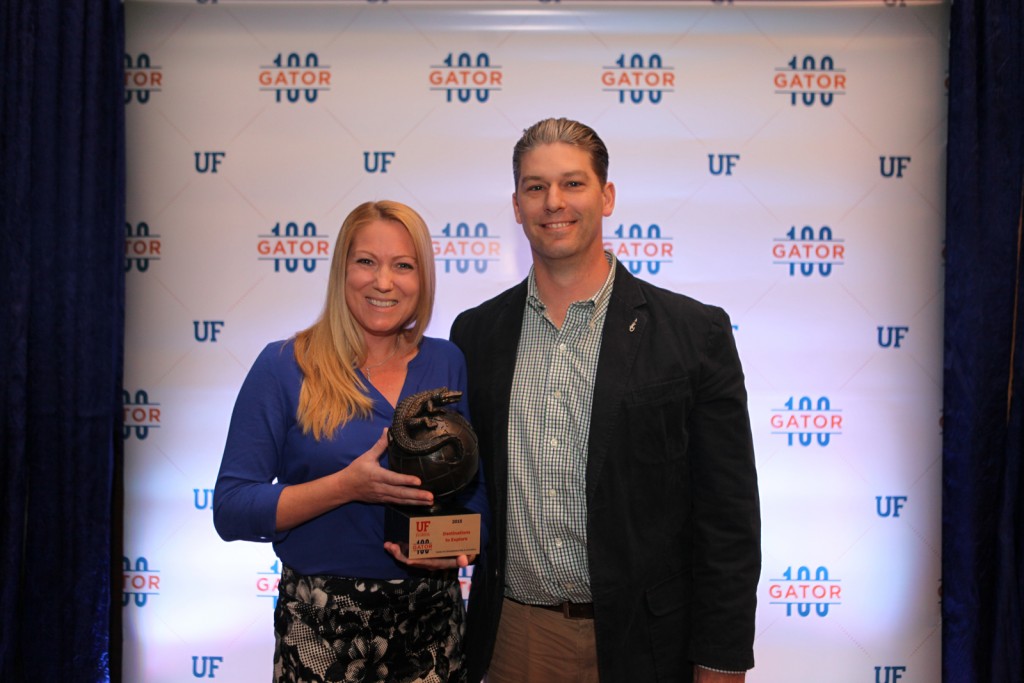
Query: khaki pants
486 597 599 683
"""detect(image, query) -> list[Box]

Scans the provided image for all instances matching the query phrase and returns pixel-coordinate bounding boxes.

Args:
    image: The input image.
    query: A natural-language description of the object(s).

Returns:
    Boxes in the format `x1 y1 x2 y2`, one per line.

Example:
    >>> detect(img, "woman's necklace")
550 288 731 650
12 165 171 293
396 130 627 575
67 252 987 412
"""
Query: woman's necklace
361 338 401 381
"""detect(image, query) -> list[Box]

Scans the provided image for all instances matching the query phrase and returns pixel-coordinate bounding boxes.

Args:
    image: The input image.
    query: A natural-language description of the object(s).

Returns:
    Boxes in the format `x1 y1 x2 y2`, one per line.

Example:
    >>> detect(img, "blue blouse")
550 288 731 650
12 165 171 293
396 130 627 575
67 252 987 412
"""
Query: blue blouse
213 336 488 578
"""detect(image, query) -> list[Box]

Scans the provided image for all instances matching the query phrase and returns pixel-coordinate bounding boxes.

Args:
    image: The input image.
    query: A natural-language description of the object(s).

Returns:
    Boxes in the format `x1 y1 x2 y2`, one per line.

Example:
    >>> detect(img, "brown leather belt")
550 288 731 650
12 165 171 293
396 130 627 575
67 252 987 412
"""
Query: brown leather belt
535 601 595 619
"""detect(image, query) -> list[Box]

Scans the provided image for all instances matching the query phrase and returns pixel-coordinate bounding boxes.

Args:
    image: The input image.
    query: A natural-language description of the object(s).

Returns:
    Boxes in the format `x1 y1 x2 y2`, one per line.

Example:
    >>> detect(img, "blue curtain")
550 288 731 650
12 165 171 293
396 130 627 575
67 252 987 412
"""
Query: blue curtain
0 1 124 681
943 1 1024 681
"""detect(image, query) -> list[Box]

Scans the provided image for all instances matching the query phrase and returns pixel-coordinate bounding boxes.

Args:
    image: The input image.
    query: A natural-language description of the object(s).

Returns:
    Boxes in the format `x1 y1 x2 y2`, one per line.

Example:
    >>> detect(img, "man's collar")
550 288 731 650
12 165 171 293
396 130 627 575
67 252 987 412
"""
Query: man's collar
526 251 617 313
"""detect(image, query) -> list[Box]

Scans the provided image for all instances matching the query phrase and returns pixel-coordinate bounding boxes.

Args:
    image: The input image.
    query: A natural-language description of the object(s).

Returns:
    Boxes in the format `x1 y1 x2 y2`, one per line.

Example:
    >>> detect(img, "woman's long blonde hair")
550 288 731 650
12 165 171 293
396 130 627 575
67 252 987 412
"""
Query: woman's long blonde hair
293 200 436 440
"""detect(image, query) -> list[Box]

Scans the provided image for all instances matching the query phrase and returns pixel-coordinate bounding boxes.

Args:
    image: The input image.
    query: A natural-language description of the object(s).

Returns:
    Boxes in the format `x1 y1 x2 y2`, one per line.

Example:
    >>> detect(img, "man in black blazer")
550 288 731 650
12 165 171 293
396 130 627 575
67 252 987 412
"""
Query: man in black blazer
450 118 760 683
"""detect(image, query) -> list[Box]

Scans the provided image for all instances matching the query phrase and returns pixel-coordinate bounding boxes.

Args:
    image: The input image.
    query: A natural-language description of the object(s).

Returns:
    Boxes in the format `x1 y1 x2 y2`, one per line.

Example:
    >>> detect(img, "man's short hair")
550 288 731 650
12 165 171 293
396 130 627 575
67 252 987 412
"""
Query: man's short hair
512 117 610 187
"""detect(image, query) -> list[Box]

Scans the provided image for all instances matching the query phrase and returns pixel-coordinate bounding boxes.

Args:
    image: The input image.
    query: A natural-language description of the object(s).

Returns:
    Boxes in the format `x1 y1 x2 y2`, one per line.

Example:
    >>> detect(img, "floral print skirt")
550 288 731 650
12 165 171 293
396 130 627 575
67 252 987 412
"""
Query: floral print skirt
273 565 467 683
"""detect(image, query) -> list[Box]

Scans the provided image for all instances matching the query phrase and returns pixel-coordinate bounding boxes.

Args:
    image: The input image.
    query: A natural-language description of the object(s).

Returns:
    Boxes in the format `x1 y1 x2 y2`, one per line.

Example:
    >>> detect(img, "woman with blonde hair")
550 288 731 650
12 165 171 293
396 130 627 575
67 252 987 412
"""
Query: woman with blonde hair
214 200 485 683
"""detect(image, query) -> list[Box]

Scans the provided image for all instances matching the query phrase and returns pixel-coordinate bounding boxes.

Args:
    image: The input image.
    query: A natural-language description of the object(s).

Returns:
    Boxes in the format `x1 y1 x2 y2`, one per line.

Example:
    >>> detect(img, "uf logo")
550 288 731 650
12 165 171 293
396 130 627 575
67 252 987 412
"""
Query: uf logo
876 496 908 518
880 156 911 178
194 488 215 510
192 656 224 678
877 326 909 348
194 152 226 174
708 154 740 176
363 151 396 173
193 321 224 343
875 666 908 682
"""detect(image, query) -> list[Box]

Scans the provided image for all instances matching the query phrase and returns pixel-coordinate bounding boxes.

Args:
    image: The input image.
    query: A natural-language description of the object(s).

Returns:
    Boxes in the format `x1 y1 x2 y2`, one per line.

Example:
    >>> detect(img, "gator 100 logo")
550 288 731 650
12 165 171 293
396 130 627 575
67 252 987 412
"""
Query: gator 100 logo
257 221 330 273
124 53 161 104
125 221 161 273
123 556 160 607
774 55 846 107
432 221 501 274
769 565 842 617
771 396 842 447
773 225 844 278
256 559 281 608
259 52 331 103
603 223 673 276
123 389 160 441
602 53 674 105
429 52 502 103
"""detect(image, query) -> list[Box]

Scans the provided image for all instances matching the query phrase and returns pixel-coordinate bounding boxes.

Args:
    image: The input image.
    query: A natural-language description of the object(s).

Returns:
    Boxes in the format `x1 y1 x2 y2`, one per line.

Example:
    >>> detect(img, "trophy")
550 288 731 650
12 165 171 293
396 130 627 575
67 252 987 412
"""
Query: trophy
385 387 481 559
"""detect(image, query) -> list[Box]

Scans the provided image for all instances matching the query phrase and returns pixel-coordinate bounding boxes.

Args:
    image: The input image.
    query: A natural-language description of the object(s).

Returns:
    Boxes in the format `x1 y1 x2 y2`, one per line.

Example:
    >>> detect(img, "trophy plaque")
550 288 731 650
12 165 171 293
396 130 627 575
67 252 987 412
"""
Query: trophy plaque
385 387 481 559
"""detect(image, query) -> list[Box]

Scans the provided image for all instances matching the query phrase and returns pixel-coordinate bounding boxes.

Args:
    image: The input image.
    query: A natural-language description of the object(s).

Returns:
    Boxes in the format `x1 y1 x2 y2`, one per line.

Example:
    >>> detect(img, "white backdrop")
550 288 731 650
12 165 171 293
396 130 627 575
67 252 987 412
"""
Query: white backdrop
123 2 948 681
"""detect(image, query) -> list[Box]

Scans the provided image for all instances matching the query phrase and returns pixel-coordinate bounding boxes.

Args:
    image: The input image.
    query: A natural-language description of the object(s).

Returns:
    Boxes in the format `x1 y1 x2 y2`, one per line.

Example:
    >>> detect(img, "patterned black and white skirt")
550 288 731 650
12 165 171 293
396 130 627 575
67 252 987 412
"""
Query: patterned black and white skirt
273 565 467 683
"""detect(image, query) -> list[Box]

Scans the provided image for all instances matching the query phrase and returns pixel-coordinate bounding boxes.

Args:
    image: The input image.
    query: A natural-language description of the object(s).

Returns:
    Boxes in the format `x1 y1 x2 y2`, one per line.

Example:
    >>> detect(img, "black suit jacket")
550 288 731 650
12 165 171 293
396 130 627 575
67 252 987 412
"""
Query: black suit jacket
450 262 761 683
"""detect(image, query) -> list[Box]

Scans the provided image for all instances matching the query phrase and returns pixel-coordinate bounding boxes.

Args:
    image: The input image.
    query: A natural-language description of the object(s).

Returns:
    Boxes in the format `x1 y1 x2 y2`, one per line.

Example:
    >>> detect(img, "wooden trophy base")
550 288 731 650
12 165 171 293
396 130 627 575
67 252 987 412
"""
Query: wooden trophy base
386 505 481 559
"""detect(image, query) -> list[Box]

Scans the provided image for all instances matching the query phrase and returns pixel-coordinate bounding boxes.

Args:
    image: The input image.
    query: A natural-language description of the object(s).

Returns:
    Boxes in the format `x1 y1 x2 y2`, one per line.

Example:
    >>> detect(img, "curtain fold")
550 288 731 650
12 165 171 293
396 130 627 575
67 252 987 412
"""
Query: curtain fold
0 1 125 681
943 1 1024 681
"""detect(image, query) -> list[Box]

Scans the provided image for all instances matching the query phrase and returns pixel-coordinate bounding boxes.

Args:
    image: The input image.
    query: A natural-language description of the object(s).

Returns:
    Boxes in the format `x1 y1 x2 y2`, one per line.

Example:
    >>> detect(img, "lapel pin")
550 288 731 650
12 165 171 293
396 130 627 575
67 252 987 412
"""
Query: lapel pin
629 318 637 332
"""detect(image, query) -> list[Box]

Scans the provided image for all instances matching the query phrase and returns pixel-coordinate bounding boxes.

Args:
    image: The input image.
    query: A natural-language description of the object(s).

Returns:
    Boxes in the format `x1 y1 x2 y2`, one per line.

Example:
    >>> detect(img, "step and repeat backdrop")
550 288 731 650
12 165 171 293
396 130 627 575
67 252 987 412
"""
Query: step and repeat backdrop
123 1 948 681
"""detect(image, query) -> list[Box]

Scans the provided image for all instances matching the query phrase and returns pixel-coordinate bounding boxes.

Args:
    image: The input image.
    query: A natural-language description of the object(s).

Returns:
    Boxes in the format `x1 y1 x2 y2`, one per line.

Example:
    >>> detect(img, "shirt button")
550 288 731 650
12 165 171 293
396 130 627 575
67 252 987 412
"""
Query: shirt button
554 539 563 548
553 390 562 399
547 489 557 498
550 437 558 448
559 343 567 352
